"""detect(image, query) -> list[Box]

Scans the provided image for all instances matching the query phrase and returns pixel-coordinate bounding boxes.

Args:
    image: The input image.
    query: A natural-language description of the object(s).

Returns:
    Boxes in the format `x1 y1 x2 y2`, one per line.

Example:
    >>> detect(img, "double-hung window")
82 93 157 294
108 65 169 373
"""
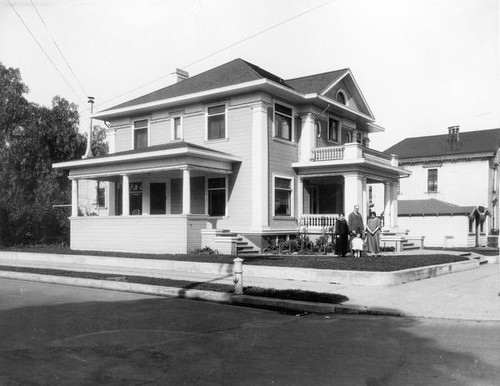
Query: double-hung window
207 105 226 140
133 119 148 149
208 177 226 216
274 176 293 216
172 116 182 140
274 103 293 141
328 118 339 142
427 169 438 193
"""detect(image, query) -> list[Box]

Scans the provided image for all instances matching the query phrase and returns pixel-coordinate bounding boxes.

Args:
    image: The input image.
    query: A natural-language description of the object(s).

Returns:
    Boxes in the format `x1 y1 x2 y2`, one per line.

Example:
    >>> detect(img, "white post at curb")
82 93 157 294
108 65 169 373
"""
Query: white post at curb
233 257 244 295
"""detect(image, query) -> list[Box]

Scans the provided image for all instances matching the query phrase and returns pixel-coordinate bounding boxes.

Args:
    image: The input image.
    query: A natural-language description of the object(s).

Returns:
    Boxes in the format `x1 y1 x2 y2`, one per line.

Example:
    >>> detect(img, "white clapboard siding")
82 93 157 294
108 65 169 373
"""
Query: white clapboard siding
398 215 475 248
71 215 208 254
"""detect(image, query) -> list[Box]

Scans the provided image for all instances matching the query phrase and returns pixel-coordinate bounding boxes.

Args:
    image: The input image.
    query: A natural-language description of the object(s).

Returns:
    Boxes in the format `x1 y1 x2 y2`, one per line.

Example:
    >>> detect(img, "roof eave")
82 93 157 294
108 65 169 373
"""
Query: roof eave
93 79 306 121
53 147 242 170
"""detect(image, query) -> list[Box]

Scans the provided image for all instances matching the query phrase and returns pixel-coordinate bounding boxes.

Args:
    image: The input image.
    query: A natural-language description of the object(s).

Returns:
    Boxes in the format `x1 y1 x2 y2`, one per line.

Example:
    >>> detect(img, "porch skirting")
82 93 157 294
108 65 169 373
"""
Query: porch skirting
70 215 209 254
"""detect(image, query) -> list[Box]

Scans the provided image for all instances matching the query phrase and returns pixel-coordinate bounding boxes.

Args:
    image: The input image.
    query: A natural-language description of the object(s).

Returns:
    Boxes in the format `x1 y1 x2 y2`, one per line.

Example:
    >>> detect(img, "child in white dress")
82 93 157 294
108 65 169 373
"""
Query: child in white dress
351 233 364 258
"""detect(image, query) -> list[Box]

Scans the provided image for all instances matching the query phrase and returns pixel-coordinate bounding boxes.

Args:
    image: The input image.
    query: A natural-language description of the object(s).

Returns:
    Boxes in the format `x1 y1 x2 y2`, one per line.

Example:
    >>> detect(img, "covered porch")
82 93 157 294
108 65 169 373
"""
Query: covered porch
294 143 409 231
54 142 240 254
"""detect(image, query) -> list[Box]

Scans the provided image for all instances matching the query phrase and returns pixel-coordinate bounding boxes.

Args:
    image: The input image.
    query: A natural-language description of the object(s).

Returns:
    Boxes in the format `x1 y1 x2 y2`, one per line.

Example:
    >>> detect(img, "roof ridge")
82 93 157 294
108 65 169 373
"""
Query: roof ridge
285 68 350 82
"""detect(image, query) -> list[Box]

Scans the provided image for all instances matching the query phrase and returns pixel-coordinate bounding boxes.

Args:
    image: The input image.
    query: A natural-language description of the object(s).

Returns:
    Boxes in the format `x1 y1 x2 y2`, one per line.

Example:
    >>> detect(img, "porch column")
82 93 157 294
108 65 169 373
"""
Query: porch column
142 182 150 215
362 176 368 217
344 172 364 218
122 174 130 216
391 182 399 227
384 181 391 227
251 102 269 230
71 179 79 217
299 113 315 162
182 168 191 215
384 181 399 228
298 177 304 221
108 181 116 216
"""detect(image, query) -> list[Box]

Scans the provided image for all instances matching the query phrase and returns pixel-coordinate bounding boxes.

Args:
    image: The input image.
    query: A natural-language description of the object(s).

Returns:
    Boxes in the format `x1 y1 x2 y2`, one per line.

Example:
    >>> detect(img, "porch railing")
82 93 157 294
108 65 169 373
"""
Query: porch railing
299 214 338 229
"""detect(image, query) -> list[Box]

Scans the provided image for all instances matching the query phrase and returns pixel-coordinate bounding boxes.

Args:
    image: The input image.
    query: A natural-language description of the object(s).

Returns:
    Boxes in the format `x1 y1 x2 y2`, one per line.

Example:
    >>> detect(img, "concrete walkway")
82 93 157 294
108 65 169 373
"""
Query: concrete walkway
0 250 498 321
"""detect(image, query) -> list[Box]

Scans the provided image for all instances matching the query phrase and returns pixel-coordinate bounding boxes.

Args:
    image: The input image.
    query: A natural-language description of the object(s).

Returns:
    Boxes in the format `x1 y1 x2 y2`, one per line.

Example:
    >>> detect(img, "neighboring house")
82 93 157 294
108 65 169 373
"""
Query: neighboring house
53 58 409 254
383 127 499 247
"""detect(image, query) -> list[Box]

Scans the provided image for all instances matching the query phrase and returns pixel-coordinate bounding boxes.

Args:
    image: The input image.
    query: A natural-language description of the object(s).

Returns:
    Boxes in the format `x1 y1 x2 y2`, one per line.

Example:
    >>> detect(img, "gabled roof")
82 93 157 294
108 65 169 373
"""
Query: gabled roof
398 199 476 216
385 128 500 159
108 59 290 111
285 69 348 94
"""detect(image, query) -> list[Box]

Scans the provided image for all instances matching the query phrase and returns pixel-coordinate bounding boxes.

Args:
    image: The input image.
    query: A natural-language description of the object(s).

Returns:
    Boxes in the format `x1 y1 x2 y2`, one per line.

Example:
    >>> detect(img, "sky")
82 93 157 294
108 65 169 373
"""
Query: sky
1 0 499 151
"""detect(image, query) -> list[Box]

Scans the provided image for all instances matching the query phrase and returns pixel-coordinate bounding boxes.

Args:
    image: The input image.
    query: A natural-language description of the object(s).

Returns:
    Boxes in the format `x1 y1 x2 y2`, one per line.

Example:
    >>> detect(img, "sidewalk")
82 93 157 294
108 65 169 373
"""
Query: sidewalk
0 251 498 321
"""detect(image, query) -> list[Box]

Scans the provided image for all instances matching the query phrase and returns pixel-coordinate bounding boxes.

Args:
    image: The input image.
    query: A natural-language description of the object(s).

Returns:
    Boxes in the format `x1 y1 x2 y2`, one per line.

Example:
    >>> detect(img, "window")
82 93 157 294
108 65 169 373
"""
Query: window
336 91 347 105
274 177 293 216
427 169 438 192
133 119 148 149
208 177 226 216
356 132 362 144
327 118 339 142
173 116 182 140
207 105 226 140
97 184 105 208
274 103 293 141
344 131 352 143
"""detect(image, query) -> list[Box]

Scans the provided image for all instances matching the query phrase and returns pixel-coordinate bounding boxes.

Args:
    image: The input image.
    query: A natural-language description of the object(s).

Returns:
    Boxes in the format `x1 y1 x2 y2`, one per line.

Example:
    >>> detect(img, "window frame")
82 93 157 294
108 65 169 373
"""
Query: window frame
171 115 183 140
205 103 227 141
132 118 149 150
427 168 438 193
273 101 294 142
273 174 294 217
336 90 347 105
206 176 228 217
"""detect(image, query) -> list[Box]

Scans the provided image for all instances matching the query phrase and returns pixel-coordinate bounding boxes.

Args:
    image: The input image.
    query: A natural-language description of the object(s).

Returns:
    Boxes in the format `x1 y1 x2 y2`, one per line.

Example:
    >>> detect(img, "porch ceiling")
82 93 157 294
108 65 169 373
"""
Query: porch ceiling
53 142 240 179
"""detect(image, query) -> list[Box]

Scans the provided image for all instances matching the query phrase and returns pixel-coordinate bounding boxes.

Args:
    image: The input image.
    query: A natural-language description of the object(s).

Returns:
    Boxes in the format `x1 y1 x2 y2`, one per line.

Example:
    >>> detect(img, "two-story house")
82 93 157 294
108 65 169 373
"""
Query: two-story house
53 59 409 254
384 127 499 247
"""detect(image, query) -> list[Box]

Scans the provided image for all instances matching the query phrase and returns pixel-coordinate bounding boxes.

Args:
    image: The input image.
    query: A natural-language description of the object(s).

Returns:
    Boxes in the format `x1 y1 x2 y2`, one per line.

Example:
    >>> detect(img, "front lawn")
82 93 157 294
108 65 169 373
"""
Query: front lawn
0 244 470 271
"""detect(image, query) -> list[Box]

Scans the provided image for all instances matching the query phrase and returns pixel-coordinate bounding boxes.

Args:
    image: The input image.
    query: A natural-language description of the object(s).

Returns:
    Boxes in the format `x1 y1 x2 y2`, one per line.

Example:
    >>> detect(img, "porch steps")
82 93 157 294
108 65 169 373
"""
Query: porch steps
218 230 260 255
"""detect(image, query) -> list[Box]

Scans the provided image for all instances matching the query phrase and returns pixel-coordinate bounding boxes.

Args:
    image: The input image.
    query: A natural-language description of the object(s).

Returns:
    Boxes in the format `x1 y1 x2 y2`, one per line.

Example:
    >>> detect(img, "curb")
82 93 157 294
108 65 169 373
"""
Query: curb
0 269 405 318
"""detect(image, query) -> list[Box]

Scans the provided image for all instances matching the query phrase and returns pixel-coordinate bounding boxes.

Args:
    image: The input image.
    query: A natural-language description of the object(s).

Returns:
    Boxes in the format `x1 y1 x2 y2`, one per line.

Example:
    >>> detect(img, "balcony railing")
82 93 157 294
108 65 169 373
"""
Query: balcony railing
311 146 344 161
309 143 397 167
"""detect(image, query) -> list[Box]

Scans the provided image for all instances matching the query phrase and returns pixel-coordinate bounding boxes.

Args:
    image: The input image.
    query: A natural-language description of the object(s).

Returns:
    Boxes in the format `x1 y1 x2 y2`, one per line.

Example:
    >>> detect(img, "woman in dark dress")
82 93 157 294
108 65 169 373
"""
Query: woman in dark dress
335 213 349 257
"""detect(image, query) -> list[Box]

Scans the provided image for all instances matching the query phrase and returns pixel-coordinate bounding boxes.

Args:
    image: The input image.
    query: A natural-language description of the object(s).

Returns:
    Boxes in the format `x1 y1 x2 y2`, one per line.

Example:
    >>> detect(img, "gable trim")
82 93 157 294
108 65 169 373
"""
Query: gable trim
320 69 374 119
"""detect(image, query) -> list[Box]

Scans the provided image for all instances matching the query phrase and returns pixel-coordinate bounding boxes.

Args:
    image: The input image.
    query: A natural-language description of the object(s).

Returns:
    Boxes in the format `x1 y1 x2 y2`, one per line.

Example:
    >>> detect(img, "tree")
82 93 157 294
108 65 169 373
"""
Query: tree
0 63 106 245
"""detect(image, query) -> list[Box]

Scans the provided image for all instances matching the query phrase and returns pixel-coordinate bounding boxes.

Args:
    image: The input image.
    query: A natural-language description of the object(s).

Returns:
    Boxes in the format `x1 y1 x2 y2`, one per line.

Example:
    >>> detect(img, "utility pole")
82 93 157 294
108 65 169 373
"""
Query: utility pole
83 96 94 159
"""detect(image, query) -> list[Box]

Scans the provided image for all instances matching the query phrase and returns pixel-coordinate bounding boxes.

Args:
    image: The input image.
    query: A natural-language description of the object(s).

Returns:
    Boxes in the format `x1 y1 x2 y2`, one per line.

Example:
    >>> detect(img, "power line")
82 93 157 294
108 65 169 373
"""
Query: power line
90 0 336 112
29 0 89 98
7 0 86 105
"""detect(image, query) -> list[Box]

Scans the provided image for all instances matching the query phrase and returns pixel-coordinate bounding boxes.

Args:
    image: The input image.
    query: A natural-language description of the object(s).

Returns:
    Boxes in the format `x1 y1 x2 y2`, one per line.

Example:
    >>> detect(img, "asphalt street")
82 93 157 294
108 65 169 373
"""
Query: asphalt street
1 278 499 385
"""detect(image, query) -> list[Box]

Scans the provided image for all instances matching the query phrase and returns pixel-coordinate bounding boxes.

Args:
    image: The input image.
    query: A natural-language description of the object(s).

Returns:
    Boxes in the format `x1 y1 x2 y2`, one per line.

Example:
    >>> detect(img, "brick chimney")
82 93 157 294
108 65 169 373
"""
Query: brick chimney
170 68 189 83
447 125 460 150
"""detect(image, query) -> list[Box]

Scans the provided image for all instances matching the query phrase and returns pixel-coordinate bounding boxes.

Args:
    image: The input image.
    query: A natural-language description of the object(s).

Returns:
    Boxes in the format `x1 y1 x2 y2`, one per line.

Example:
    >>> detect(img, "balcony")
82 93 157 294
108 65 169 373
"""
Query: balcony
310 143 397 166
293 143 404 176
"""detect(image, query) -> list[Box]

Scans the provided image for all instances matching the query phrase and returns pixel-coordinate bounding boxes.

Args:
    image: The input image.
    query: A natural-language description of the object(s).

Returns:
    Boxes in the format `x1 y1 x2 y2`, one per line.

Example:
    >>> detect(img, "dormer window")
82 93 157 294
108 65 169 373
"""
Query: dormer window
336 91 347 105
133 119 148 149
